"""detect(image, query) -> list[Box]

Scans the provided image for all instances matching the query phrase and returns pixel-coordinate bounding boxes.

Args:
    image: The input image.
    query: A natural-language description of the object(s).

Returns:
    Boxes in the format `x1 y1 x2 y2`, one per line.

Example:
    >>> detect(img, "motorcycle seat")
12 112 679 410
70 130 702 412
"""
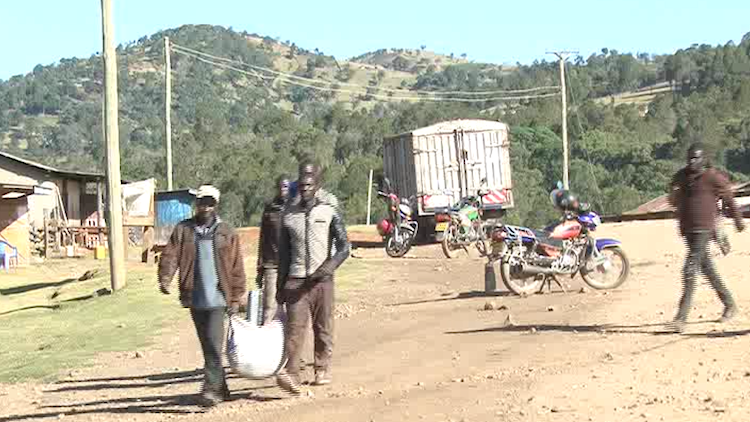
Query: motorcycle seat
532 229 563 249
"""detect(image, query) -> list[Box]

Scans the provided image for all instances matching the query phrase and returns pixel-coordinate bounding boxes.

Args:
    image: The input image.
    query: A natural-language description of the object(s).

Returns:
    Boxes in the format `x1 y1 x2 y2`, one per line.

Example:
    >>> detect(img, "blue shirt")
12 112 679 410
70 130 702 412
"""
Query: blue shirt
192 223 227 309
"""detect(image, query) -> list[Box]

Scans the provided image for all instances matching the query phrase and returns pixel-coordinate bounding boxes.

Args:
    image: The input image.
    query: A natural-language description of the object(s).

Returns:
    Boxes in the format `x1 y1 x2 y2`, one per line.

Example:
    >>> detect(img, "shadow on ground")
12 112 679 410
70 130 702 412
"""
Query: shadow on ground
0 289 112 317
0 369 280 422
389 290 516 307
0 278 77 296
445 320 716 336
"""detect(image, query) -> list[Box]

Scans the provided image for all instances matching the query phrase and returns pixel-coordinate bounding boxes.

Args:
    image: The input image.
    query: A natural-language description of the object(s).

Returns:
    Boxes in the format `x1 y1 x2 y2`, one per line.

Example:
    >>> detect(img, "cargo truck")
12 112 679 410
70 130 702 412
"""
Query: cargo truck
382 119 514 242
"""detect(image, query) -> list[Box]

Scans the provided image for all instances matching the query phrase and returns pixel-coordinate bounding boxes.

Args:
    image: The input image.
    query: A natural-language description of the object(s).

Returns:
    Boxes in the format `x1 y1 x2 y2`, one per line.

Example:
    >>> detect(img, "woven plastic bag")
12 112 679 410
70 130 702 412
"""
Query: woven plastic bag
226 308 287 379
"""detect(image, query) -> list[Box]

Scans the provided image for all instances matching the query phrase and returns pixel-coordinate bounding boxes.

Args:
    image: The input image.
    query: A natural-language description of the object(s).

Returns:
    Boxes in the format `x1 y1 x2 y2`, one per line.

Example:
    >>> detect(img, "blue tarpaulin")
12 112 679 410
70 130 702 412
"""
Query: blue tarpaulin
155 189 196 245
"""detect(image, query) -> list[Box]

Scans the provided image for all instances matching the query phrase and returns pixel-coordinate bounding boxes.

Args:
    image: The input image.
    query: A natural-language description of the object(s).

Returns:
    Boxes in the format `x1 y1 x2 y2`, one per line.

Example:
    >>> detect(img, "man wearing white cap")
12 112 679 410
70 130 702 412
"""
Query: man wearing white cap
158 185 248 407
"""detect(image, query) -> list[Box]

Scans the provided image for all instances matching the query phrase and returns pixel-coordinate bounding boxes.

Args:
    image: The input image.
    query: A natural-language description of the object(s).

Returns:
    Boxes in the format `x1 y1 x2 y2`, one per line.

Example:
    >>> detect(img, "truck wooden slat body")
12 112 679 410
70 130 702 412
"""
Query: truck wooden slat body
383 119 514 240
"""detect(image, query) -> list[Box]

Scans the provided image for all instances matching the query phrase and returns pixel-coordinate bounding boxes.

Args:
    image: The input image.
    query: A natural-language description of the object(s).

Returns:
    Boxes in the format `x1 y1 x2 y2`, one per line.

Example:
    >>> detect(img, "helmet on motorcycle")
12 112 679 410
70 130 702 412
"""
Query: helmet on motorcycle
550 189 580 212
376 219 393 236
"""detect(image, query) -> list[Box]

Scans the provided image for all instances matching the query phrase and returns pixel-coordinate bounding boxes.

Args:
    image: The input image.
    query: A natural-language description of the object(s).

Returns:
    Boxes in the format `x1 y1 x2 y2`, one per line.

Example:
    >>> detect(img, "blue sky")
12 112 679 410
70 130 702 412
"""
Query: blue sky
1 0 749 80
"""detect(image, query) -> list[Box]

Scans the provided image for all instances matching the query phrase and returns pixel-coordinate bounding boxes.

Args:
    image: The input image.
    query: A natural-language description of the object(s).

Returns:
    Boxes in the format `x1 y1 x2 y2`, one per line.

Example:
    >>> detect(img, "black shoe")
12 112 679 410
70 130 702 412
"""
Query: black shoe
720 306 737 323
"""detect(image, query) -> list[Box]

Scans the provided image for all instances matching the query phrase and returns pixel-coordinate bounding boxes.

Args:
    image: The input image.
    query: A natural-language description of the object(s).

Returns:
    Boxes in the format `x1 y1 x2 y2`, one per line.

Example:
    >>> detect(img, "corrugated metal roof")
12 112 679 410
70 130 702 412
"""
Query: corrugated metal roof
624 182 750 216
386 119 508 140
0 150 104 179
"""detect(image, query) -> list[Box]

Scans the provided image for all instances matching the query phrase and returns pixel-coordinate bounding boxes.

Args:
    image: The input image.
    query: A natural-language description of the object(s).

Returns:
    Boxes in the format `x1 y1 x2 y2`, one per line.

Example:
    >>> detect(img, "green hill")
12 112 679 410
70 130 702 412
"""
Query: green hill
2 25 750 227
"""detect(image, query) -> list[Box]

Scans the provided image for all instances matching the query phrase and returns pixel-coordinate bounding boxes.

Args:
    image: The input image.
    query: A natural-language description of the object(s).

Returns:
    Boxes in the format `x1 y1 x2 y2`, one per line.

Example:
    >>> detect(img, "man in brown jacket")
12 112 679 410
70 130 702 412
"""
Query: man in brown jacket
158 185 247 406
667 144 745 333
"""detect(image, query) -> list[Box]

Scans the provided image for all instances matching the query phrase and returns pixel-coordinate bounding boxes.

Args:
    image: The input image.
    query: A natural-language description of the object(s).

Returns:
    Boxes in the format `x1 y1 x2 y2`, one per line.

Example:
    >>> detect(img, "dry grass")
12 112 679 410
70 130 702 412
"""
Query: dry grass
0 259 178 382
0 252 373 382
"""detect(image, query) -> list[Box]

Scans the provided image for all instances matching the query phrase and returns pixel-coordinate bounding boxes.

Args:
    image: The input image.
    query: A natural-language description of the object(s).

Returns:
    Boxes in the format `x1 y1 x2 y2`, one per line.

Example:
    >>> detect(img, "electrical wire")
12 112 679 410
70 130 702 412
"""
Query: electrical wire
170 43 561 97
171 47 561 103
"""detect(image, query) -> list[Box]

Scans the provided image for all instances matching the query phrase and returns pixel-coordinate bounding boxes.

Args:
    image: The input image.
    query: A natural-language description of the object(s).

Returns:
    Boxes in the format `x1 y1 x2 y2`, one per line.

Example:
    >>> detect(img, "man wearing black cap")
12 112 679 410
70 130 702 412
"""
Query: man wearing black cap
158 185 248 406
667 144 745 333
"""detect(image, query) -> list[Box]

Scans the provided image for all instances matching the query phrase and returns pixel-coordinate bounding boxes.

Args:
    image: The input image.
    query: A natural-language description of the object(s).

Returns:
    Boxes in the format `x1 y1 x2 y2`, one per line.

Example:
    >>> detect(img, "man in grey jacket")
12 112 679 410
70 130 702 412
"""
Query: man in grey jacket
291 161 339 210
275 173 350 395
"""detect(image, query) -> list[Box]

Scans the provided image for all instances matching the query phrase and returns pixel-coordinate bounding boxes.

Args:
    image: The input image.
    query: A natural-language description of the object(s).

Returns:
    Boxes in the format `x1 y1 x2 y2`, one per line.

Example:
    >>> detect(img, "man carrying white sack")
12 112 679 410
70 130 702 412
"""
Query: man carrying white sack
158 185 248 407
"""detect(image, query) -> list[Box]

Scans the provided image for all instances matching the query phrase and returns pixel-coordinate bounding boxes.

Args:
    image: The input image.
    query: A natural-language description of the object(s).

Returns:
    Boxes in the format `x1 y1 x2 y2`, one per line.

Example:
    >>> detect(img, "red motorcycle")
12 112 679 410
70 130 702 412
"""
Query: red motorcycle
375 177 418 258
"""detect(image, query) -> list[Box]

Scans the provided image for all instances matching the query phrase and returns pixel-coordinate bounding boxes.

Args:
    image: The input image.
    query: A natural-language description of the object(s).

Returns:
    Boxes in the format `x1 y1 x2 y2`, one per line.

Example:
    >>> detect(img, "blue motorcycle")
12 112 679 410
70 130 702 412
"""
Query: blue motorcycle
488 189 630 296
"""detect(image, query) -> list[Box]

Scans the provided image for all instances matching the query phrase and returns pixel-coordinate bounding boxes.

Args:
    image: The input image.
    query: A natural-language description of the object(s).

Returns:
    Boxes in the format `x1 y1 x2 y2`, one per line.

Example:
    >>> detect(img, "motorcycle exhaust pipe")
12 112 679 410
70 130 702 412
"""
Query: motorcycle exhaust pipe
519 264 557 276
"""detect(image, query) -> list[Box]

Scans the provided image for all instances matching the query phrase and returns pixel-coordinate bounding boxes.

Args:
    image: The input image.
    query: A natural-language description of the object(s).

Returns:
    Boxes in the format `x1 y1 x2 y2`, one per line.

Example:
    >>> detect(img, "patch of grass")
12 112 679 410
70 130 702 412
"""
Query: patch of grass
0 260 180 383
336 259 377 302
0 256 374 382
347 224 376 234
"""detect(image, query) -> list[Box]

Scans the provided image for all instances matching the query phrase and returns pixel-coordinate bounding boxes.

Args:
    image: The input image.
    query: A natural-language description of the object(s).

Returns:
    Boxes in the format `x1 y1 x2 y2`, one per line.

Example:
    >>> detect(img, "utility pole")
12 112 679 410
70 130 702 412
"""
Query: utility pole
164 36 173 190
547 50 578 190
100 0 126 291
366 169 374 225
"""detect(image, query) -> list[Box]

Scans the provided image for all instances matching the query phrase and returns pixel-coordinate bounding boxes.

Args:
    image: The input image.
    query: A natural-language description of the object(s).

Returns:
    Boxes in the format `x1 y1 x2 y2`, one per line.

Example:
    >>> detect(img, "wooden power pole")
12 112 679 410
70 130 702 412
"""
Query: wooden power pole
164 36 173 190
547 50 577 190
366 169 373 225
100 0 126 291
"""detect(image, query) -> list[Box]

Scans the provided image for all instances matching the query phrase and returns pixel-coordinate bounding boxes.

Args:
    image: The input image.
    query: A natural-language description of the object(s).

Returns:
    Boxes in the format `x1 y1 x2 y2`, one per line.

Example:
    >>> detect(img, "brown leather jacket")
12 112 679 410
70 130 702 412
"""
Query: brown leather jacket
158 218 247 308
669 167 741 235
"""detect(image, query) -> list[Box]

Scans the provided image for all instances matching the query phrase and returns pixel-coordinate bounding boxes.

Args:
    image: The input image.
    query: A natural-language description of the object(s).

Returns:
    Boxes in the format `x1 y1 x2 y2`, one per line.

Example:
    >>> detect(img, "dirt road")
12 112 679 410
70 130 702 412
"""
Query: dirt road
2 220 750 422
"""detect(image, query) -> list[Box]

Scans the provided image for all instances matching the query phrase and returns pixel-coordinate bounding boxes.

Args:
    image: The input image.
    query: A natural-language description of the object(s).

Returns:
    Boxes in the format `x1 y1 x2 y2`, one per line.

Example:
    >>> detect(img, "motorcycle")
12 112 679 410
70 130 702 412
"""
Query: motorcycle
488 191 630 296
376 177 419 258
437 179 491 259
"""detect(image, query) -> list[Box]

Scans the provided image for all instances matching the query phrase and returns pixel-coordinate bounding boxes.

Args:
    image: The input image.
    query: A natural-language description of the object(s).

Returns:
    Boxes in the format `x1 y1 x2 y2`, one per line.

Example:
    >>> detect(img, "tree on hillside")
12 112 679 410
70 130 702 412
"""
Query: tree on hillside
4 25 750 225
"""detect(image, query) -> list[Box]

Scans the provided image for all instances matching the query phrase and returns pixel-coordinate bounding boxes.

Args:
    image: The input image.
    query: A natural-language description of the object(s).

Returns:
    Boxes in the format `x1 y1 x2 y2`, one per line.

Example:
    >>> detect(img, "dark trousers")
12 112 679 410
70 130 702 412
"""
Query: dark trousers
283 279 334 378
676 231 735 321
190 308 228 394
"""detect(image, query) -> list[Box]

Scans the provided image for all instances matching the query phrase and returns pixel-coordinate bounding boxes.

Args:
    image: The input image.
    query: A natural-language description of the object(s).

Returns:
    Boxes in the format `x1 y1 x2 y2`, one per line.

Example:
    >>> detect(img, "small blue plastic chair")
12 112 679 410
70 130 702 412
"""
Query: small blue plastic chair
0 239 19 270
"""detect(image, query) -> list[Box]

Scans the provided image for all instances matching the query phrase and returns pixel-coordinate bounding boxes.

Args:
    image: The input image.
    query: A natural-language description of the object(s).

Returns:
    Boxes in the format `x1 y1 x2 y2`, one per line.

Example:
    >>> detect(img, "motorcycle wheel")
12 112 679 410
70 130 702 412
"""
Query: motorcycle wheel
498 259 545 296
385 234 412 258
580 246 630 290
441 223 463 259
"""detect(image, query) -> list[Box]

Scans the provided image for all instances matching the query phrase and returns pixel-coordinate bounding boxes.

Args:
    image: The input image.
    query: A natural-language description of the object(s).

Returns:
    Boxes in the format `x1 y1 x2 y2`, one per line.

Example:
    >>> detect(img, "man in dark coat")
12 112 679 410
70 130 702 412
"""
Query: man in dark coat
256 176 291 323
667 144 745 333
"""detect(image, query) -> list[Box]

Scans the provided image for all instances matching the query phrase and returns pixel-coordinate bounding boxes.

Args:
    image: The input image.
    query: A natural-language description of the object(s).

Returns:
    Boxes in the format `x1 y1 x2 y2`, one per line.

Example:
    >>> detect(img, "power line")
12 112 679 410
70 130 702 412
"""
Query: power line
565 61 602 196
171 43 561 97
171 48 561 103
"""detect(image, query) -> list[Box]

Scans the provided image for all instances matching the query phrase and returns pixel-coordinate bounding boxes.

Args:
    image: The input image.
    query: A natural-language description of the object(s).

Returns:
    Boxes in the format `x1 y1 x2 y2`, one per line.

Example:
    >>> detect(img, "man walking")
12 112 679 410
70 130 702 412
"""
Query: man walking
256 176 291 324
158 185 248 406
290 161 340 210
667 144 745 333
275 173 350 395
